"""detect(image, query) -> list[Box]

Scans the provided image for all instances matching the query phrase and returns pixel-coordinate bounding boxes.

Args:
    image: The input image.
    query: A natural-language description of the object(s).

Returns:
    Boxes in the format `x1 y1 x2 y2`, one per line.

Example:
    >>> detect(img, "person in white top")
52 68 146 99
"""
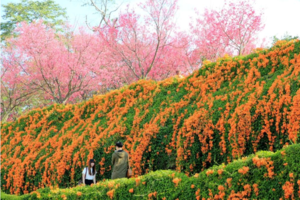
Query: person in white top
175 70 184 79
82 159 97 185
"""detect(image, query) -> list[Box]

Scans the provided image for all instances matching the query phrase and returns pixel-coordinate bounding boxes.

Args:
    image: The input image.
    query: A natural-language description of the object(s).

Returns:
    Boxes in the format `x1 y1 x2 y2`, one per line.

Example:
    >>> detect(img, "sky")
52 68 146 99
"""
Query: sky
1 0 300 44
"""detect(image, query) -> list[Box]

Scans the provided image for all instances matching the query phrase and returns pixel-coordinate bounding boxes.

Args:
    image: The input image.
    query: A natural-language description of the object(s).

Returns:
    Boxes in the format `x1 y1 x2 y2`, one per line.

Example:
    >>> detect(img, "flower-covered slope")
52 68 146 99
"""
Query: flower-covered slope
1 40 300 195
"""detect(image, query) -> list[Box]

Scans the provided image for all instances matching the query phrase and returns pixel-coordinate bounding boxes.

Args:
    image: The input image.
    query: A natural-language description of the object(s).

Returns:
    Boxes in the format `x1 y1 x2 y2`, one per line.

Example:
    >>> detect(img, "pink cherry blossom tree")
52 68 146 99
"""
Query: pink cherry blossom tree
190 0 264 63
1 48 35 122
1 21 112 106
1 0 266 122
95 0 190 83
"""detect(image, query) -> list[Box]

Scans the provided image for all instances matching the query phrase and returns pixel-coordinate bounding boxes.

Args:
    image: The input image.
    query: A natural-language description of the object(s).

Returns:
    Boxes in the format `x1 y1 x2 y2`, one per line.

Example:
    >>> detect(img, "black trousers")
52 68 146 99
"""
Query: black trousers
85 179 94 185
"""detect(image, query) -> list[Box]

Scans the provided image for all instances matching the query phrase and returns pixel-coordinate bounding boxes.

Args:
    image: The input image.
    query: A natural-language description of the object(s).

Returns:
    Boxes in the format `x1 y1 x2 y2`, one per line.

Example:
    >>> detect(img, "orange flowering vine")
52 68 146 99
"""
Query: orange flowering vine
1 40 299 195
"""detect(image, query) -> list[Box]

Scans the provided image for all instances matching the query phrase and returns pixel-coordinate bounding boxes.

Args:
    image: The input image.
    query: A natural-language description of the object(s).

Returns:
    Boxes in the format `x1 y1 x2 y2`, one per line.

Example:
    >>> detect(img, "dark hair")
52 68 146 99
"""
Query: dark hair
88 159 96 175
89 159 95 163
116 141 123 147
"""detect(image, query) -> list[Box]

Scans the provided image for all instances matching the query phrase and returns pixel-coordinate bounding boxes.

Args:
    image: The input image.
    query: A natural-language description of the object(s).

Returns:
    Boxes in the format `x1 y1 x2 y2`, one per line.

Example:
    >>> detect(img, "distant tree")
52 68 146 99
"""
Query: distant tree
1 0 67 40
272 33 299 46
83 0 122 29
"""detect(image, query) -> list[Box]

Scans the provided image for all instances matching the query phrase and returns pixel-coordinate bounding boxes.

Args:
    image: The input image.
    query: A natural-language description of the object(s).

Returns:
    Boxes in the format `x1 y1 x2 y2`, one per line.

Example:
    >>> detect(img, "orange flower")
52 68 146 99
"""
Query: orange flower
76 192 82 196
206 170 214 176
106 189 114 200
148 191 157 198
129 188 134 193
108 181 115 188
191 184 195 189
135 178 141 186
282 181 294 199
243 184 251 196
172 178 181 187
226 178 232 188
218 185 225 191
238 166 249 175
218 169 224 175
253 183 259 196
297 180 300 197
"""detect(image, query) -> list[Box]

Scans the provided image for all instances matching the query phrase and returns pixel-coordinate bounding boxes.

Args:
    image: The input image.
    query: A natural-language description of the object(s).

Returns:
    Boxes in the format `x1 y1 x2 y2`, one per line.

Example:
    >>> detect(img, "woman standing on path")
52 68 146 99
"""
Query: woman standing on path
82 159 97 185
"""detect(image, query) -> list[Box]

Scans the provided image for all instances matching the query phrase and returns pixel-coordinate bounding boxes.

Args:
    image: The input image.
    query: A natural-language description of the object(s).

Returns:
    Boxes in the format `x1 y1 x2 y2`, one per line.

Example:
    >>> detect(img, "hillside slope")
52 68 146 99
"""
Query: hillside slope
2 144 300 199
1 40 300 195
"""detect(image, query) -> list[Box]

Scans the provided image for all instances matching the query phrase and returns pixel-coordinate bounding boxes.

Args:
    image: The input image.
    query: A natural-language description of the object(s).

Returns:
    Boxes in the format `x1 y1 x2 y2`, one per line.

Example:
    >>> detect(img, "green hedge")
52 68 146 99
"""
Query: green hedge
2 143 300 200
